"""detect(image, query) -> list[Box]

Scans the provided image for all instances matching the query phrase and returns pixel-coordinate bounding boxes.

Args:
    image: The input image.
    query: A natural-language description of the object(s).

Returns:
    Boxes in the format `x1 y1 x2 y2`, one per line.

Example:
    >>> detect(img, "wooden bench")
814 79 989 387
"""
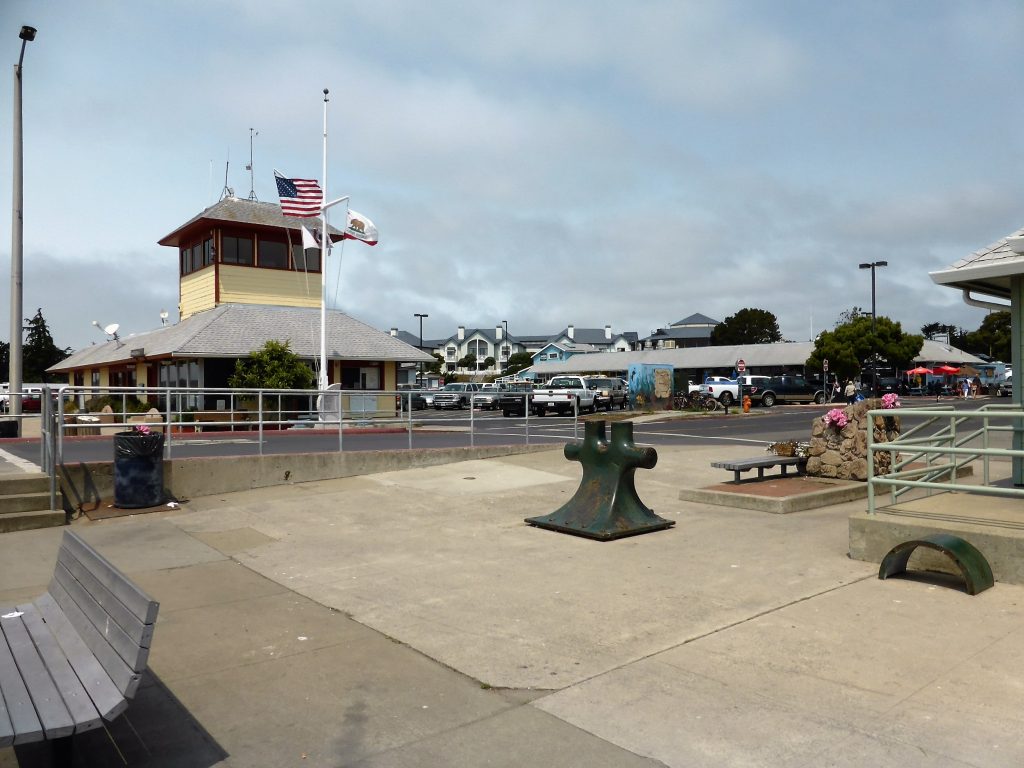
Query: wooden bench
711 455 807 484
0 530 159 749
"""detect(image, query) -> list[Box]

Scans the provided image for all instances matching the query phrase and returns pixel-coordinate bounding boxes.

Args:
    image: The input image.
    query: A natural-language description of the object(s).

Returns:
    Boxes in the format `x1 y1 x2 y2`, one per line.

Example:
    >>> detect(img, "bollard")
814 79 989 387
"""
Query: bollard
525 420 673 540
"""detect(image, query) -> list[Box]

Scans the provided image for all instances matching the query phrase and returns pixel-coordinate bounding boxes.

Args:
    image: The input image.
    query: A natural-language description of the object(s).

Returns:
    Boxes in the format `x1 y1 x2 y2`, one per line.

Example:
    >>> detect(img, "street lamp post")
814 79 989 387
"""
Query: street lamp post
9 26 36 433
502 319 509 371
859 260 888 396
414 313 428 385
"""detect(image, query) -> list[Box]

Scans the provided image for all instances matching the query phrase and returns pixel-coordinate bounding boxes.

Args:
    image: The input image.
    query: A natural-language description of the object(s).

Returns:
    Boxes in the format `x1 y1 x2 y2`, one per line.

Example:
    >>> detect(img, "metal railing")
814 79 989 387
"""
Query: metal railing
866 403 1024 514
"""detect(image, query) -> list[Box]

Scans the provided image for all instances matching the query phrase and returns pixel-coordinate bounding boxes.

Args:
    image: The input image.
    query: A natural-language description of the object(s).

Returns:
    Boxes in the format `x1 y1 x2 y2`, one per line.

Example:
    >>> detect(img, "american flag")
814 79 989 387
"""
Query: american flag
274 171 323 217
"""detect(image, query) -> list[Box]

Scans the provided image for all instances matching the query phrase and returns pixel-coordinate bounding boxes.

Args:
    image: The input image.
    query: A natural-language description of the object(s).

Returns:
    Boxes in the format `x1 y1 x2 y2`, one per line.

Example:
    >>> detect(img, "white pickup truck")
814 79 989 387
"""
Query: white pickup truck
532 375 599 416
698 375 772 406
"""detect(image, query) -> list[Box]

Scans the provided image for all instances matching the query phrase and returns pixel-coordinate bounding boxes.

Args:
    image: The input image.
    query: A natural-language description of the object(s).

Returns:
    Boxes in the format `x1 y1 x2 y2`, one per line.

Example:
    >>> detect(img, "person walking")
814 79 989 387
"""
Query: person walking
844 379 856 405
961 378 970 399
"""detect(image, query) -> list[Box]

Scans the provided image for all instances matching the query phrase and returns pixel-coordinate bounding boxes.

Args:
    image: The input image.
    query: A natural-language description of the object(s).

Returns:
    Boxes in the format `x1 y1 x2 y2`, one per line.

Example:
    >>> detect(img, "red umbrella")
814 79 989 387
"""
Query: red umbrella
906 367 933 375
934 364 960 374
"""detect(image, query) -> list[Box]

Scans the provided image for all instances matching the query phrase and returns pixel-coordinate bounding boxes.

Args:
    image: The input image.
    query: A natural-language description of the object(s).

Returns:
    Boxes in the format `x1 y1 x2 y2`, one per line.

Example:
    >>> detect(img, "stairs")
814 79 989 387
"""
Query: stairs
0 473 65 532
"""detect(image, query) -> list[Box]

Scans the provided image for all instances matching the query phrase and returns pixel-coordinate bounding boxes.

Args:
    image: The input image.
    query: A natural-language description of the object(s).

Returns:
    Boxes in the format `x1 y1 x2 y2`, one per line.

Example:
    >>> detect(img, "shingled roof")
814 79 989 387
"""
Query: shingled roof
49 304 433 373
158 197 345 247
930 226 1024 302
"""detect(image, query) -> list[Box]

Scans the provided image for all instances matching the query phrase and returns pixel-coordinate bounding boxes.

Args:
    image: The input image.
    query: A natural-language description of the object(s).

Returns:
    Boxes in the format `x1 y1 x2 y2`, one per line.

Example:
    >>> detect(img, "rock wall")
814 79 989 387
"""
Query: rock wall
806 399 900 481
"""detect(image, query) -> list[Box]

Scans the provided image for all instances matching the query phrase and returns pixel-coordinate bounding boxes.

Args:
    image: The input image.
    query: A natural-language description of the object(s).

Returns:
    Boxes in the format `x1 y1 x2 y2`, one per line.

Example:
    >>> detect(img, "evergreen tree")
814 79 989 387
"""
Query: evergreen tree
808 315 923 383
962 311 1011 362
22 308 70 382
504 352 533 376
710 308 782 345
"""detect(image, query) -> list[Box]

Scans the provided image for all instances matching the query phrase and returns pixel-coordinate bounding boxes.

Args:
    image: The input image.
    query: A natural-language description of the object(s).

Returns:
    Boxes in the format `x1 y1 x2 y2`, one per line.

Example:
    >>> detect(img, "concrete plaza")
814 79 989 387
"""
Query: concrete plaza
1 442 1022 767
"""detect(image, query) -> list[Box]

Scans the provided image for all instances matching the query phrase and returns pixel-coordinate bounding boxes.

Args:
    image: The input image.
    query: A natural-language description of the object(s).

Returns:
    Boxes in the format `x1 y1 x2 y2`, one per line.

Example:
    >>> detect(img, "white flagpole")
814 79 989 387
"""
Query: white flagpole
319 88 329 392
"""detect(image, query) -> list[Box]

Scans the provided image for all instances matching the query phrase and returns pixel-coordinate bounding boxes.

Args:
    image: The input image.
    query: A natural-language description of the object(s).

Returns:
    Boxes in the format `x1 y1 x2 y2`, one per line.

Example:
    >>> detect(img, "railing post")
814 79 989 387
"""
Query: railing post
407 392 413 450
258 390 264 456
525 393 530 445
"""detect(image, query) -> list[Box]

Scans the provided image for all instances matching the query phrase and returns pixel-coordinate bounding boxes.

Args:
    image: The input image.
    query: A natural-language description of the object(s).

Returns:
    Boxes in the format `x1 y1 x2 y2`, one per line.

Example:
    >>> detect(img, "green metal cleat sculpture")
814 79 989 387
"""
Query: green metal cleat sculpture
525 420 674 540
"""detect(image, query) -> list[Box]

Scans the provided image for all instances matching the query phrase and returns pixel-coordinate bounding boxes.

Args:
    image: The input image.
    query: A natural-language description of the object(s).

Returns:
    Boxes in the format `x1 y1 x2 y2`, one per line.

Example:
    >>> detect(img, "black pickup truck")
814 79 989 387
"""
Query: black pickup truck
498 383 535 417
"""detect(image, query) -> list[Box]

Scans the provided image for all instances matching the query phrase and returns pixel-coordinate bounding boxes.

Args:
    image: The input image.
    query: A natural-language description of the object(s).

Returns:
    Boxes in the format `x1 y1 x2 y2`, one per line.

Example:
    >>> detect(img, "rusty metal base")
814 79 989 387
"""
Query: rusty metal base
525 508 674 541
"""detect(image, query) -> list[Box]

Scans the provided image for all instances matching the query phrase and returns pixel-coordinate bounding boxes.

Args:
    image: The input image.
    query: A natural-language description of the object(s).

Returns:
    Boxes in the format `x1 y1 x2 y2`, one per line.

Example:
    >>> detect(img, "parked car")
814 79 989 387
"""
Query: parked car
585 376 627 410
759 375 826 407
432 382 481 409
739 375 772 406
472 384 506 410
998 374 1013 397
395 390 427 411
498 382 535 417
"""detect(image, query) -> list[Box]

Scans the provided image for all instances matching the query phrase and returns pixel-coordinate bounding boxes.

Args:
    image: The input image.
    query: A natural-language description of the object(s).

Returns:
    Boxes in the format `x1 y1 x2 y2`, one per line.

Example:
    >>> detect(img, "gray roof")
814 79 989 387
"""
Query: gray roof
527 339 985 376
643 326 713 341
551 328 631 345
670 313 720 327
930 226 1024 302
158 197 345 247
50 304 434 372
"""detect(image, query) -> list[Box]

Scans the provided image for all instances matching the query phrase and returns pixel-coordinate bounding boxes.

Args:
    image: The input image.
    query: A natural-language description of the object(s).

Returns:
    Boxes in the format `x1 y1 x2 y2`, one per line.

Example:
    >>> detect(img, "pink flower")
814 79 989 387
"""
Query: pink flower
822 408 848 429
881 393 901 409
132 424 151 435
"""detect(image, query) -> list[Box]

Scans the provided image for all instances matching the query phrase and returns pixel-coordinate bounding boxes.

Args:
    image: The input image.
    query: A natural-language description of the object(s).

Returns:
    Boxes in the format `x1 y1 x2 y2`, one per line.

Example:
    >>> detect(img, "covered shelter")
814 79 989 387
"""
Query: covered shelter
930 227 1024 483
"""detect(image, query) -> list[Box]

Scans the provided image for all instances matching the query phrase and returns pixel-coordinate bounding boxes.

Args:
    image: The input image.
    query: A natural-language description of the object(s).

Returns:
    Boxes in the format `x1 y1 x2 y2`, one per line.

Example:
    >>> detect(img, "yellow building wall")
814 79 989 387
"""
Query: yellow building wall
180 267 216 319
218 265 321 310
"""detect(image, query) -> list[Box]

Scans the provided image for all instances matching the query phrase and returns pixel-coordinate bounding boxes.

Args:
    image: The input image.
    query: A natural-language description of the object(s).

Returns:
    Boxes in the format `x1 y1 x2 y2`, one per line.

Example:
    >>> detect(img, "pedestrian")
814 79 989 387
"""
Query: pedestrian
961 378 970 399
844 379 856 405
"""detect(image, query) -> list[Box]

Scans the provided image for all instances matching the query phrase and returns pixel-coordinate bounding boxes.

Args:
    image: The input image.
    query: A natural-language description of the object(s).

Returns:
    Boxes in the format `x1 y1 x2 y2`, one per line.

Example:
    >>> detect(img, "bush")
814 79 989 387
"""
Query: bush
84 394 151 414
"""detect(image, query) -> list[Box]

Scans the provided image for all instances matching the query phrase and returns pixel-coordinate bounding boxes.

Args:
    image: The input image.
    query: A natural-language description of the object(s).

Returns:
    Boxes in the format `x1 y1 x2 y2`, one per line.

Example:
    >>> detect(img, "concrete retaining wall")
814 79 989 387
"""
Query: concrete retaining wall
60 444 557 507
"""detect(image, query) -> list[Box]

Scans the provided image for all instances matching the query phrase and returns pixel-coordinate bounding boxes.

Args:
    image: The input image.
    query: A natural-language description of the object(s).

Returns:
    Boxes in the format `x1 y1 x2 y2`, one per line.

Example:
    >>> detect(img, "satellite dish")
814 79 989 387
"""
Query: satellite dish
103 323 120 336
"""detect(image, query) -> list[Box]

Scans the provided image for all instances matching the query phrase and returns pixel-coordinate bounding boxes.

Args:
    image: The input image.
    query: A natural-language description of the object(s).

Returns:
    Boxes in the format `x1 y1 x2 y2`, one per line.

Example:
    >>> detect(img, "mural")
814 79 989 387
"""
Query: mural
627 363 674 410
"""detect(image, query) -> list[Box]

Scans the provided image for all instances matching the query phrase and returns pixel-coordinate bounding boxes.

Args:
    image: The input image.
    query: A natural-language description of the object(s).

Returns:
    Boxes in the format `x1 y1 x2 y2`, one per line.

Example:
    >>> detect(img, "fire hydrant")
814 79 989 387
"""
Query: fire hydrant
742 395 751 413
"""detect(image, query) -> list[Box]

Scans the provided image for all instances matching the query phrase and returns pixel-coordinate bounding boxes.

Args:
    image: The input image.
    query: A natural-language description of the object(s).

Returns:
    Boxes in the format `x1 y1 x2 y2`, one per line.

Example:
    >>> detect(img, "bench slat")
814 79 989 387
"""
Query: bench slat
1 609 75 739
60 532 159 625
57 547 155 648
17 602 103 734
0 615 43 744
46 581 141 697
52 561 151 672
34 593 127 721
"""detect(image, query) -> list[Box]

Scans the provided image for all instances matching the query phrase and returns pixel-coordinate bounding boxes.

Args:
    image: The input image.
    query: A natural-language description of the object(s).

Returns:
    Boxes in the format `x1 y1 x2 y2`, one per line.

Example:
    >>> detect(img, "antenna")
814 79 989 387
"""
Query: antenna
220 149 234 201
160 310 169 326
246 128 259 201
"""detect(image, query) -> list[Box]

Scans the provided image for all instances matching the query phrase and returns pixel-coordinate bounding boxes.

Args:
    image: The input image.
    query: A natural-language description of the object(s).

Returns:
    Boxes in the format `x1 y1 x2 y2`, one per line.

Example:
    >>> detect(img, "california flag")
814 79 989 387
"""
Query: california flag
344 209 378 246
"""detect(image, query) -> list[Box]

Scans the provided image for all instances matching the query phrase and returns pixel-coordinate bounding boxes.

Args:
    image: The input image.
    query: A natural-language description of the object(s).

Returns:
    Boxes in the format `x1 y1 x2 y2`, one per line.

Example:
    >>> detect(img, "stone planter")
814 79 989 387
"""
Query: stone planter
806 399 899 481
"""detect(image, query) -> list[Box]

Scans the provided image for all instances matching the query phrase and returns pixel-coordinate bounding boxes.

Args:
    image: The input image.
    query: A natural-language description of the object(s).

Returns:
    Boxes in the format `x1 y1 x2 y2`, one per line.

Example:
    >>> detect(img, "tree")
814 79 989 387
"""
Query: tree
22 308 70 382
504 352 533 377
836 307 867 326
228 340 314 390
483 356 496 369
710 308 782 345
808 315 923 383
426 353 445 376
962 311 1011 362
457 353 477 369
920 321 968 348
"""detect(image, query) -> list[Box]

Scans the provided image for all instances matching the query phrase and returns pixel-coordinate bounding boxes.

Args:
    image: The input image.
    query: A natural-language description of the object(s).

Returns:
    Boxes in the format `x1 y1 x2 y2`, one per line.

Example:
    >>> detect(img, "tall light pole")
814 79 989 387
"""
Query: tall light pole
859 260 888 396
9 25 36 433
414 313 428 385
502 319 509 371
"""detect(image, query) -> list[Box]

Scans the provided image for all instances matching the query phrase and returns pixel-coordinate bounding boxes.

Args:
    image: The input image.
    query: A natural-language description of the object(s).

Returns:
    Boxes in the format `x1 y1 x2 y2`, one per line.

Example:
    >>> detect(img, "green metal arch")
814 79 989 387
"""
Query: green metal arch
878 533 994 595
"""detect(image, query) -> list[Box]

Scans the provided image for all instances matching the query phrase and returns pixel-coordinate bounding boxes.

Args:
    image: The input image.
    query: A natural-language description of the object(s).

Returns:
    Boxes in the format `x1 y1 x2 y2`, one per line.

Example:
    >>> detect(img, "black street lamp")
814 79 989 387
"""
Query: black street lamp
859 260 888 396
414 313 428 385
8 25 36 432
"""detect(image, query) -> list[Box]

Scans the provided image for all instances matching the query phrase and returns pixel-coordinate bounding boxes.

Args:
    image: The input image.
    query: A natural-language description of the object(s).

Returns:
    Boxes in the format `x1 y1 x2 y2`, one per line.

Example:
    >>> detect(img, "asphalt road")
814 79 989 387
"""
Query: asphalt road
1 404 835 467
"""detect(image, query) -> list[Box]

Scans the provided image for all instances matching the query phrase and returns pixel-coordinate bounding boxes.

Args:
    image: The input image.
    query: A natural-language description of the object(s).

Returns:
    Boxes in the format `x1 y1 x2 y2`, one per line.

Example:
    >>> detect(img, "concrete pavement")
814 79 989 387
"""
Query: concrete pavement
2 442 1023 766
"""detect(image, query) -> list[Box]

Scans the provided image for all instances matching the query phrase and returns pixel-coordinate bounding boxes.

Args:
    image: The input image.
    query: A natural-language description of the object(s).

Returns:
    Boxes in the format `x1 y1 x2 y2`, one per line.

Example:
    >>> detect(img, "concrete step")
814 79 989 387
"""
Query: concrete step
0 509 66 533
0 473 50 495
0 490 62 515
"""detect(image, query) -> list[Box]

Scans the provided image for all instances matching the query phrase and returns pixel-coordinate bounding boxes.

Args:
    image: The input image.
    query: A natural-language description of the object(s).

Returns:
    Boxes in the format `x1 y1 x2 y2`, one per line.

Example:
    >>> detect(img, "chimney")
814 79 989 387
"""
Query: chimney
567 324 574 340
605 324 612 340
458 326 465 340
495 325 503 340
390 328 397 336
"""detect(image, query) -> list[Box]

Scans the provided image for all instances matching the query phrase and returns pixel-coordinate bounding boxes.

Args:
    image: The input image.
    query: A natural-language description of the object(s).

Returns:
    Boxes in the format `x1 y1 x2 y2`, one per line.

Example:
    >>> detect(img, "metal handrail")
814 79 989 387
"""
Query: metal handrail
866 404 1024 514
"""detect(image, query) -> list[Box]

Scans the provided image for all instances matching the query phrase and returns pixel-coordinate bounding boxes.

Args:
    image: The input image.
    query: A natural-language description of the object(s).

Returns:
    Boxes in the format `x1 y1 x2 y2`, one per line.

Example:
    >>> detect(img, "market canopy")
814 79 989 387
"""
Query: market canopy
906 366 933 375
934 364 961 374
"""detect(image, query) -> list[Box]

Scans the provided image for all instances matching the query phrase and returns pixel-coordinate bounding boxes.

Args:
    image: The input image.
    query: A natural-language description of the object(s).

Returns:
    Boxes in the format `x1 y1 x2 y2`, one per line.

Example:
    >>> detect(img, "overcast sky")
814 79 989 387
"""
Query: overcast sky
2 1 1023 354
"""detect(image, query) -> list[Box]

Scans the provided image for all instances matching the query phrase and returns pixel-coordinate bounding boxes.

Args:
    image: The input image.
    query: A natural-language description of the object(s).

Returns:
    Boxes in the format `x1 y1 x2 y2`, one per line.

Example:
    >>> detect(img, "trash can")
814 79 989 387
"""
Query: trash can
0 420 17 438
113 430 165 508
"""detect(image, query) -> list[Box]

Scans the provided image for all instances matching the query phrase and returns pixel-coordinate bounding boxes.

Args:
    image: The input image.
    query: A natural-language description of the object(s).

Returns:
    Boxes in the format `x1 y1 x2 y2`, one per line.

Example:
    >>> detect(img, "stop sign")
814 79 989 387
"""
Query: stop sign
736 359 746 373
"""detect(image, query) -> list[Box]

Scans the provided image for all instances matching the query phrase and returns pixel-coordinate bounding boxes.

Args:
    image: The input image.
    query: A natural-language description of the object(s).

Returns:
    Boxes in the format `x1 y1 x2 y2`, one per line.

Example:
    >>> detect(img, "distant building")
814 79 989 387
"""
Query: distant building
637 313 720 350
49 197 431 406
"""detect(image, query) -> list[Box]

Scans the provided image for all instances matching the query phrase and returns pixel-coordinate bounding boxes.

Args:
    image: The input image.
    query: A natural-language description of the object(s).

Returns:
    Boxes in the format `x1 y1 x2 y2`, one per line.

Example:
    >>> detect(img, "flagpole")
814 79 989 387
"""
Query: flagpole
319 88 329 393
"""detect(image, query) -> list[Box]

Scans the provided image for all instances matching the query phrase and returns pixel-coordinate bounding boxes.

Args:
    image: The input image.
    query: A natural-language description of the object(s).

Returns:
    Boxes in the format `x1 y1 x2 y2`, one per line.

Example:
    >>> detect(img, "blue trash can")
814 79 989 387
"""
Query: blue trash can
113 431 165 508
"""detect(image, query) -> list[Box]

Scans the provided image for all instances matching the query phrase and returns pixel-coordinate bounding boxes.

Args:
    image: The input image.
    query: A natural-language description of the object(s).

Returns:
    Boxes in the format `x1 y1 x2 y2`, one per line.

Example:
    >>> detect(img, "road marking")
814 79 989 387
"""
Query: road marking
0 446 42 473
